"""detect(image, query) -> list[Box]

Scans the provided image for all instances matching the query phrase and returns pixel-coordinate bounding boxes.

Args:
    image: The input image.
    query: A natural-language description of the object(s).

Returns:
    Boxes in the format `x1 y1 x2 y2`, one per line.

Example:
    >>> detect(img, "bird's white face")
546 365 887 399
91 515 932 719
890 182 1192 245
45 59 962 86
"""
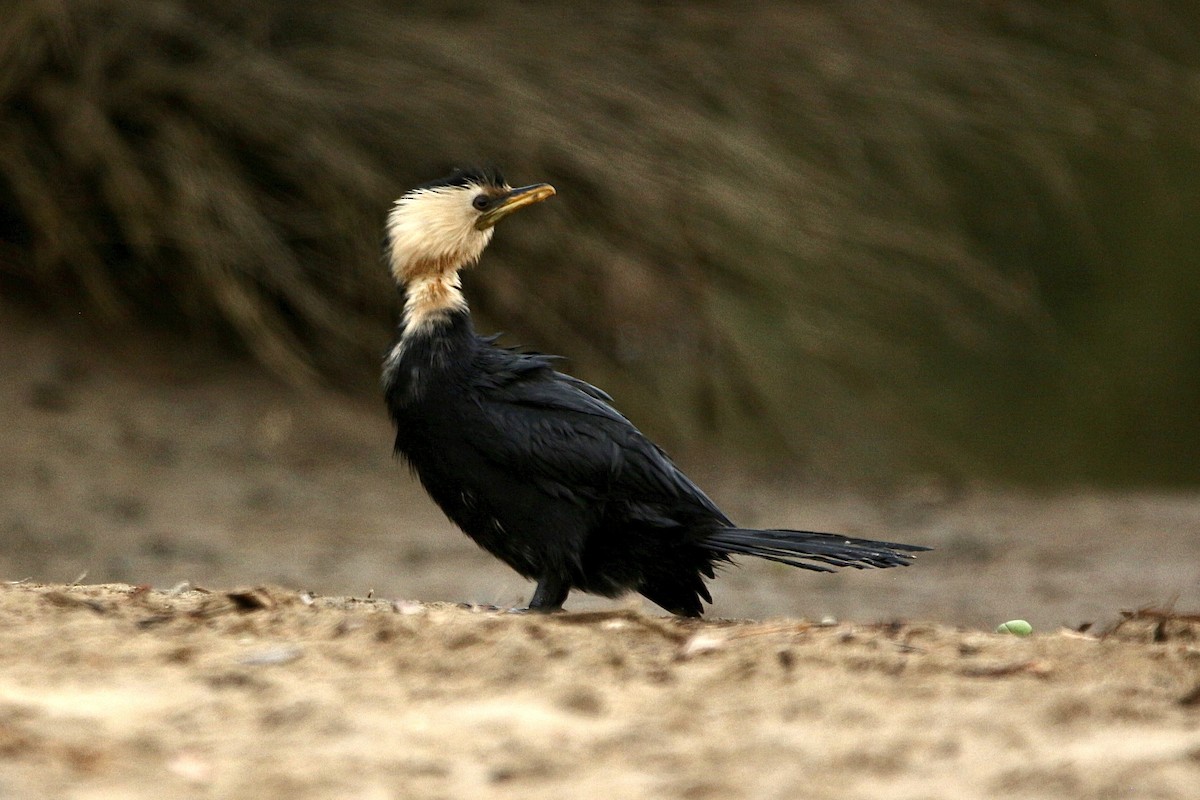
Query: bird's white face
384 173 555 340
385 183 497 285
385 180 556 285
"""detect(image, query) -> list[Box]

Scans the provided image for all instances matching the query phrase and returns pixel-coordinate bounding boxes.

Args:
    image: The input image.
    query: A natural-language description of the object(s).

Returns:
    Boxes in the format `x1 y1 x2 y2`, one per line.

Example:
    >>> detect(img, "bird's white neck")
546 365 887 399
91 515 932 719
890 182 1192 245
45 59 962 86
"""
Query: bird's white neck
382 267 472 399
400 268 468 339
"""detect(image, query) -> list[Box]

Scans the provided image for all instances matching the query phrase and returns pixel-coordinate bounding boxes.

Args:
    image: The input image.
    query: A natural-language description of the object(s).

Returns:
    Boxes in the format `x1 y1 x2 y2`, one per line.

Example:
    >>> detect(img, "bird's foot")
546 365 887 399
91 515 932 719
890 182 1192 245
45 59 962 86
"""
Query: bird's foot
526 576 570 613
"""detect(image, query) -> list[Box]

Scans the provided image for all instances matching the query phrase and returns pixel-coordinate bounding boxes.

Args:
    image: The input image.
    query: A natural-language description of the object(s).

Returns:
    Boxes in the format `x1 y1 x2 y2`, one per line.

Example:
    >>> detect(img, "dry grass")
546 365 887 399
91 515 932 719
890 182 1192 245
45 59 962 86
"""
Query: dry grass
2 1 1198 481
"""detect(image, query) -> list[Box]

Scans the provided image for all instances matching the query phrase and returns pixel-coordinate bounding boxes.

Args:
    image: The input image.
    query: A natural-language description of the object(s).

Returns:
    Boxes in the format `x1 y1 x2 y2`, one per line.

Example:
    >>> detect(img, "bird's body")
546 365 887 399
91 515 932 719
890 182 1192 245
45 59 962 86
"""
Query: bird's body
383 168 928 616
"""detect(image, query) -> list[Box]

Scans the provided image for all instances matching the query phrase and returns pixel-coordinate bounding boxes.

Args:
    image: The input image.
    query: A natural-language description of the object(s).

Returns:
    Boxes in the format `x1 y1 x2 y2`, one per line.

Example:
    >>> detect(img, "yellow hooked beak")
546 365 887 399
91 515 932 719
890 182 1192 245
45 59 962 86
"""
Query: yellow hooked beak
474 183 556 230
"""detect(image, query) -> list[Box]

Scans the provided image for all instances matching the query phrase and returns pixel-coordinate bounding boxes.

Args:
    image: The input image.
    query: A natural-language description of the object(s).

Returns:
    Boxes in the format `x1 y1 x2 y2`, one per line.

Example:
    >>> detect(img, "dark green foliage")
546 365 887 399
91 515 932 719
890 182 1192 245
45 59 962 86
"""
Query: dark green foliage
2 1 1198 483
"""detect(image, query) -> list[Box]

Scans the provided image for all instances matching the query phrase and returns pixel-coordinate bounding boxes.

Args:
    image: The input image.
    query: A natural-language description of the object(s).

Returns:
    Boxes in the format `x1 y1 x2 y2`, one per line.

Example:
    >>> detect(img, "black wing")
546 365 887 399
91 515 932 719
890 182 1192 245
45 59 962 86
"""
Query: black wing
467 347 730 523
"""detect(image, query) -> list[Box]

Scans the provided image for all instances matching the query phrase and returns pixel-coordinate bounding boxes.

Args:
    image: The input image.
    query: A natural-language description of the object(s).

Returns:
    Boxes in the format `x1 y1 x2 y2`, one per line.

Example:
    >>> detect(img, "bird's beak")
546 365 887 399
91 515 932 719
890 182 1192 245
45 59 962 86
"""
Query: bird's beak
474 183 556 230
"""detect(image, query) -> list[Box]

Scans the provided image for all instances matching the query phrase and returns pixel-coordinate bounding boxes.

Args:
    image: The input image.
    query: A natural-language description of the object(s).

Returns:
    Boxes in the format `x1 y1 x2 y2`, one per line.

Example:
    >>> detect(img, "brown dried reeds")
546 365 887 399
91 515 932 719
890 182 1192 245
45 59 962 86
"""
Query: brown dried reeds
2 1 1198 480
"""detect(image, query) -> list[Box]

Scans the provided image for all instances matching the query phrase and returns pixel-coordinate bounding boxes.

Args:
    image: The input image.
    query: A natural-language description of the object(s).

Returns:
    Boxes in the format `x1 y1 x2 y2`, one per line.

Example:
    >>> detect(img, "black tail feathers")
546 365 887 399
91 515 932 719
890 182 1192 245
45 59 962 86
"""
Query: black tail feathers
703 528 930 573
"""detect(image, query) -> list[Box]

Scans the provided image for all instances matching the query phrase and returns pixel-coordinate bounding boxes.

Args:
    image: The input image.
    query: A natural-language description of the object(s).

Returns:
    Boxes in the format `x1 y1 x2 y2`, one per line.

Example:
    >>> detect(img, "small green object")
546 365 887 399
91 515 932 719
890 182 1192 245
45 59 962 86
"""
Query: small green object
995 619 1033 636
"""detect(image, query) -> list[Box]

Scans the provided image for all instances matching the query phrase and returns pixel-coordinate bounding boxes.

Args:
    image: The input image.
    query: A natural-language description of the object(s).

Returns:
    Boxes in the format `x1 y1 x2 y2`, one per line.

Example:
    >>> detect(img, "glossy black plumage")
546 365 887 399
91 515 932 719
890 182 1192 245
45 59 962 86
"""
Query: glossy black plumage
384 310 928 616
382 170 928 616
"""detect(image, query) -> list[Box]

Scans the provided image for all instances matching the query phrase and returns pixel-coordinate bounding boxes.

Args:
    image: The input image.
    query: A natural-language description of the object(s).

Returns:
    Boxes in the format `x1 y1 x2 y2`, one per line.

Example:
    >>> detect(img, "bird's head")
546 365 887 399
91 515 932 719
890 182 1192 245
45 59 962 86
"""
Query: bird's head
385 167 555 286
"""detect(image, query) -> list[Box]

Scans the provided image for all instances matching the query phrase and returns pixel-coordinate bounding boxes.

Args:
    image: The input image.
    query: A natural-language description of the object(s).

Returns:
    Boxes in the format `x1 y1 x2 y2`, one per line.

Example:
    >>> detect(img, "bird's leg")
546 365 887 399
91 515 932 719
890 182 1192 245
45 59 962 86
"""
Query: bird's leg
527 575 570 613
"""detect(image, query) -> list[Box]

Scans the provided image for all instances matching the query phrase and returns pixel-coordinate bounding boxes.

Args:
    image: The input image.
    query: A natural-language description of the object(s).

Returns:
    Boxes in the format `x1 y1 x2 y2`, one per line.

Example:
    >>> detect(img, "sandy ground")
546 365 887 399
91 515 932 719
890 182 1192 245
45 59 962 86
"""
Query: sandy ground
1 584 1198 800
2 302 1200 798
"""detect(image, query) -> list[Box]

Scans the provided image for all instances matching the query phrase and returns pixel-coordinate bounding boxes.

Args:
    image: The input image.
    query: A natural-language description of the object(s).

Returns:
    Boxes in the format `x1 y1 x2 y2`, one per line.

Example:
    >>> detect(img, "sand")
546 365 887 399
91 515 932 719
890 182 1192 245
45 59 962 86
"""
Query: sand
2 304 1199 798
0 584 1198 799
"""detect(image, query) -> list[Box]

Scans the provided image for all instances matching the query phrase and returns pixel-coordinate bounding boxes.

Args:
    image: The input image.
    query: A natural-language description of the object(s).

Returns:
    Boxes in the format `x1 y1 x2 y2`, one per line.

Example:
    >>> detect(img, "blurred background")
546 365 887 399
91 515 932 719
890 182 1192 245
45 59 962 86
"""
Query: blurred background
5 0 1199 484
2 1 1198 623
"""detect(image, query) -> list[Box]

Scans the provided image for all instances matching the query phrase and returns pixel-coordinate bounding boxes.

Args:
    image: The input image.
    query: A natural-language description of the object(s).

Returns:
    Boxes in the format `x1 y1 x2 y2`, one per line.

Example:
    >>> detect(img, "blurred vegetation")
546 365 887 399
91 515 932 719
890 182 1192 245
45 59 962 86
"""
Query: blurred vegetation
1 0 1198 485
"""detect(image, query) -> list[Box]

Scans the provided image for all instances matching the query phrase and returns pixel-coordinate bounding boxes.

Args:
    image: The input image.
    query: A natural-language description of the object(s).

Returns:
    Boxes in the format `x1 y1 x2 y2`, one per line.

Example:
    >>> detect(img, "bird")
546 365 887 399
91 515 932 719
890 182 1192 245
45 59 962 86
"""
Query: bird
382 167 929 617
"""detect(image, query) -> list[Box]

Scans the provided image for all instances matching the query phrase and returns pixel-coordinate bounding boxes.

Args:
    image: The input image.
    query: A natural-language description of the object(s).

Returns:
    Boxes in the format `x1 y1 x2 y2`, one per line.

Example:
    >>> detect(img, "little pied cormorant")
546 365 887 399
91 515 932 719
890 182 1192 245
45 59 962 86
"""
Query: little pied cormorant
382 167 928 616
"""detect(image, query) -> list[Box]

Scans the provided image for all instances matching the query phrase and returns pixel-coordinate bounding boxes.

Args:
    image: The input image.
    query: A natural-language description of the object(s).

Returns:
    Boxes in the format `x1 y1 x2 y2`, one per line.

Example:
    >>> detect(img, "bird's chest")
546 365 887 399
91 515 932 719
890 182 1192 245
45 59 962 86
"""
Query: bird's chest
391 395 550 576
384 333 484 474
384 340 445 409
383 317 479 414
386 358 470 461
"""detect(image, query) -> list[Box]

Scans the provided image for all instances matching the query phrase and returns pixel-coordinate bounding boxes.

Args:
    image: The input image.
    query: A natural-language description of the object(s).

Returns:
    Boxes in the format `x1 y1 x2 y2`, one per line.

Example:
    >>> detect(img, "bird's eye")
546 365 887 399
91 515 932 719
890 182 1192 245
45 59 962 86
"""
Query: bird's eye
472 194 490 211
